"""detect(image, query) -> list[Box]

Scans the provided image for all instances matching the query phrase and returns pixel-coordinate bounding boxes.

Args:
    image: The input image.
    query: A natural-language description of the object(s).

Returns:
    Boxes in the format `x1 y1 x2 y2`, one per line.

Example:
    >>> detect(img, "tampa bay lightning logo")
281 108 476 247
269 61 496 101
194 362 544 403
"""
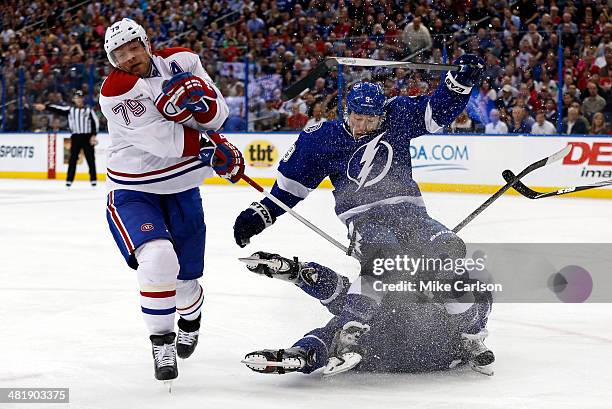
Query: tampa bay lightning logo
347 132 393 191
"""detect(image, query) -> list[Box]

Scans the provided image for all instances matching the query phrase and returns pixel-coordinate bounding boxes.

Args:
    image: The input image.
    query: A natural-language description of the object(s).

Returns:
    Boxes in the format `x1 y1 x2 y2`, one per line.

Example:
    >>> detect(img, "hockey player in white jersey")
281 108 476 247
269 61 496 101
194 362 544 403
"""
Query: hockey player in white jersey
101 18 244 386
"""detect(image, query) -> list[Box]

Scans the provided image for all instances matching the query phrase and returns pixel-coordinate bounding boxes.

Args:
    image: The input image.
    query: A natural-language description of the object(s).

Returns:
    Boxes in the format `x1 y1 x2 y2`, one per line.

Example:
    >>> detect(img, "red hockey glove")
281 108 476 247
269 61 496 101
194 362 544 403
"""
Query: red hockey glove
162 72 219 124
199 130 245 183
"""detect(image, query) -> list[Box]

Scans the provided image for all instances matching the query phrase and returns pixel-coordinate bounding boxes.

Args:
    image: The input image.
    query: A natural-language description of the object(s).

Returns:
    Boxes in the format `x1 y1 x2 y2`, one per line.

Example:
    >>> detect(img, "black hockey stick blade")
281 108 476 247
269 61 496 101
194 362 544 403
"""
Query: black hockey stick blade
452 145 571 233
502 169 612 199
281 58 338 101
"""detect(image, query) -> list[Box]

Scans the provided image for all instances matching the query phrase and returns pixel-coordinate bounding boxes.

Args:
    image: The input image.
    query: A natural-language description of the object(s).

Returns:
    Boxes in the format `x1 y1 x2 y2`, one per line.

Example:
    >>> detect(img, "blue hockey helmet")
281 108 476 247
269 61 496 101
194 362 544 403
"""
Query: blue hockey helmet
345 82 387 116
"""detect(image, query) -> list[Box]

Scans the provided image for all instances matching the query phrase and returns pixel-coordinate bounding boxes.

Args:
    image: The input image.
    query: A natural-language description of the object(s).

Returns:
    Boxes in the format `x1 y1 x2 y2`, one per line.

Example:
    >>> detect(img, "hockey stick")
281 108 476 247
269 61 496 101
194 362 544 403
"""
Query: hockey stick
452 145 571 233
330 57 460 71
502 170 612 199
282 57 460 101
282 58 338 101
240 174 349 254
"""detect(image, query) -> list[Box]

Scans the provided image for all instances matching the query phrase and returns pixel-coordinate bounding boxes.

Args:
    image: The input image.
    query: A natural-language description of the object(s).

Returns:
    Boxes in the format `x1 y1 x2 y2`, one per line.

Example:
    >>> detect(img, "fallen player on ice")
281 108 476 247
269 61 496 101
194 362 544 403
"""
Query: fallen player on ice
239 251 494 377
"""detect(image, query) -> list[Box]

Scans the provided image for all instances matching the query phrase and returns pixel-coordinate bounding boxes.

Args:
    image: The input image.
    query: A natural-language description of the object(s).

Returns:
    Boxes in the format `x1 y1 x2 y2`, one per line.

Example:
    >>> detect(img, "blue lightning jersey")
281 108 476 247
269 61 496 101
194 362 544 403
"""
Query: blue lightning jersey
263 82 471 226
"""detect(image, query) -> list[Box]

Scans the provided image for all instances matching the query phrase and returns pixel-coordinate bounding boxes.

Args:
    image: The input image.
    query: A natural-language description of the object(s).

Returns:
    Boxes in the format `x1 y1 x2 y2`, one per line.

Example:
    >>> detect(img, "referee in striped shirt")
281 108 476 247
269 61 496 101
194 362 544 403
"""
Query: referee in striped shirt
35 90 100 187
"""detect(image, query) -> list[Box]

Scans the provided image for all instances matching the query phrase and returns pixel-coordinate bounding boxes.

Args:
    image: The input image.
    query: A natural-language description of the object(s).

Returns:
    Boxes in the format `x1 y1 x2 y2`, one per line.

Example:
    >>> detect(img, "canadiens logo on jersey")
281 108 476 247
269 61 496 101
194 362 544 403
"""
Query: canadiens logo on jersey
347 132 394 191
141 223 155 232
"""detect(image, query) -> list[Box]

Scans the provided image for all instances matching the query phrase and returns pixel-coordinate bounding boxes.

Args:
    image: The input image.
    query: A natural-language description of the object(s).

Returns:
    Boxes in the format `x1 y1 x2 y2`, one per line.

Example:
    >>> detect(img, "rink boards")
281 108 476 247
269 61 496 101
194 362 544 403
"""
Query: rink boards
0 132 611 198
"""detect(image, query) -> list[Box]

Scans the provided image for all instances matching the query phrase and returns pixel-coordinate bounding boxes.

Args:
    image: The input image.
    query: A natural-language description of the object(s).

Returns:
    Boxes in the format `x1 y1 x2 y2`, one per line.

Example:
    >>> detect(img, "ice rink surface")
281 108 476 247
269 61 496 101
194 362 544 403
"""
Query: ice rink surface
1 179 611 409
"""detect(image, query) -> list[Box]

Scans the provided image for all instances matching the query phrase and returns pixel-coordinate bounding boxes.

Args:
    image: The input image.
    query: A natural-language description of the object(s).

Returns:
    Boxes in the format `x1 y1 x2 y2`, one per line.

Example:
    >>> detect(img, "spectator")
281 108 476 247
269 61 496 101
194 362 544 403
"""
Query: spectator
485 109 508 134
590 112 611 135
383 21 403 58
544 99 558 125
508 106 531 134
570 101 592 130
224 84 247 132
286 104 308 130
255 99 280 131
581 81 607 121
497 84 516 111
450 112 474 133
246 12 266 34
483 52 503 81
34 115 50 132
51 118 62 133
476 81 497 123
311 78 329 105
521 24 543 49
305 103 326 128
562 107 589 134
531 111 557 134
401 16 432 55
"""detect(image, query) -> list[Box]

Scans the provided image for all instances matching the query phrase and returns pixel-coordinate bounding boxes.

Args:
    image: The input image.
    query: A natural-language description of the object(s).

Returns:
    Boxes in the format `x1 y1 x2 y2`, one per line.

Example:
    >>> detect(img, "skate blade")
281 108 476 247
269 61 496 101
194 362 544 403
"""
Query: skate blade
163 380 173 393
238 256 277 267
241 357 302 370
322 352 362 377
470 362 494 376
238 256 282 273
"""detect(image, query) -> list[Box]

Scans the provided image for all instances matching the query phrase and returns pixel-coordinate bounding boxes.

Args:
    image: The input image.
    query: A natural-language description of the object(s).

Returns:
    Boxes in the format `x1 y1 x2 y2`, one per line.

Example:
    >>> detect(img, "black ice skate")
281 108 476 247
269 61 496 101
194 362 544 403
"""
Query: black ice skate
461 329 495 376
241 347 315 374
150 332 178 390
239 251 318 286
323 321 371 377
176 314 200 359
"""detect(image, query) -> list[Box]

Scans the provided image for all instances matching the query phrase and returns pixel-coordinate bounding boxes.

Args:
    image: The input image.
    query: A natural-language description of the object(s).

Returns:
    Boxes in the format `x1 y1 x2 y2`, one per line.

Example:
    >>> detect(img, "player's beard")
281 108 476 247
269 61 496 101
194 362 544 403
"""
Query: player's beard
119 58 152 78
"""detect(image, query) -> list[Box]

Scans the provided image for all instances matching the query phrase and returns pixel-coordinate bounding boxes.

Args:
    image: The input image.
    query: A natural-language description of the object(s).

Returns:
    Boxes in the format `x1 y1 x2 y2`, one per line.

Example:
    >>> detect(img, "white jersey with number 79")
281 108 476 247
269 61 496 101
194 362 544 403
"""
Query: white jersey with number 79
99 47 229 194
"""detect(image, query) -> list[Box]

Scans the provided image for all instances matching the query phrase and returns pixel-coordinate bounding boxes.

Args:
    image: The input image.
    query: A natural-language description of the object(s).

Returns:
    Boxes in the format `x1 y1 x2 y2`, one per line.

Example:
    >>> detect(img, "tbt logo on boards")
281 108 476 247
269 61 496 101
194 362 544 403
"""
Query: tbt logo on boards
563 142 612 178
246 140 277 168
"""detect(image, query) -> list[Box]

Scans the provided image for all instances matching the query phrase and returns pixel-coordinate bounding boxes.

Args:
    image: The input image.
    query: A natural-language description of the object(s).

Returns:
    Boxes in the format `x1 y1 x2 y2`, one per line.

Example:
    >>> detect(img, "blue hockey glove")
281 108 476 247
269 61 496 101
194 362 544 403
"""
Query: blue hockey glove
445 54 485 94
234 202 276 247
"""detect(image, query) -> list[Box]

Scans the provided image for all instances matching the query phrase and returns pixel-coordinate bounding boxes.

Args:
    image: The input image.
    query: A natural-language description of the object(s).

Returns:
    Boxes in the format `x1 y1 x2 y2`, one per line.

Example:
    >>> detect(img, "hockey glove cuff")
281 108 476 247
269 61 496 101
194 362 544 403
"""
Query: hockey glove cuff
446 54 485 94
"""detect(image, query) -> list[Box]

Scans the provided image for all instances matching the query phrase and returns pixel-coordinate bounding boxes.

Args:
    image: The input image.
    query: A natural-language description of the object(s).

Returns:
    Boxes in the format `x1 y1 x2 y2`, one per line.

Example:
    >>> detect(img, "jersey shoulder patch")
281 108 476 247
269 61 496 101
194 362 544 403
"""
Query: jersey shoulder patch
298 121 337 150
153 47 195 59
101 69 140 97
303 121 325 134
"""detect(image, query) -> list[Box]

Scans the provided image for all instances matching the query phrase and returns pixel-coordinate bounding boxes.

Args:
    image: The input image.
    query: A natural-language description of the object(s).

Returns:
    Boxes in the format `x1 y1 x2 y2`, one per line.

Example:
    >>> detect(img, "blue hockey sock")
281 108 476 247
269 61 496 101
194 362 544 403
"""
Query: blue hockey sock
297 262 345 301
292 331 330 373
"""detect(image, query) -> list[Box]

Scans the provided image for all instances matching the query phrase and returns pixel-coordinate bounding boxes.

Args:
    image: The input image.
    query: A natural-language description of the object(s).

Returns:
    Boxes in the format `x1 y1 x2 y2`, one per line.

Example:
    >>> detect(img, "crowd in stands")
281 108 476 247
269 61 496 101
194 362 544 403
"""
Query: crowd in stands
0 0 610 134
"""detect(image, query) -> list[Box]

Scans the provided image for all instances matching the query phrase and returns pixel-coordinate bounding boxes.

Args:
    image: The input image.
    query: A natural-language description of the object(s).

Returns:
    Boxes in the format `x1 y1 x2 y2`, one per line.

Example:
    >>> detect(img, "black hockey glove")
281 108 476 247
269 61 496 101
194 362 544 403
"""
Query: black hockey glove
445 54 485 94
233 202 276 247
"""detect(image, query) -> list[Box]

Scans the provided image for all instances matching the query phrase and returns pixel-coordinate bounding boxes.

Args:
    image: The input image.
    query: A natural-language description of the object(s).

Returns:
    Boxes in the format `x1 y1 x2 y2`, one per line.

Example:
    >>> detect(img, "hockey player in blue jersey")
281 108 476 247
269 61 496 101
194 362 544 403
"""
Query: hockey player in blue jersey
234 54 495 376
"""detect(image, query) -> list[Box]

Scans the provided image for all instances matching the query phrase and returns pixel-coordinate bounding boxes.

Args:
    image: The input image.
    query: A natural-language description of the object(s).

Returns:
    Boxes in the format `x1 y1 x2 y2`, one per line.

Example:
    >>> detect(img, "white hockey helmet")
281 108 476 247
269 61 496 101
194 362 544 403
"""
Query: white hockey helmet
104 18 151 67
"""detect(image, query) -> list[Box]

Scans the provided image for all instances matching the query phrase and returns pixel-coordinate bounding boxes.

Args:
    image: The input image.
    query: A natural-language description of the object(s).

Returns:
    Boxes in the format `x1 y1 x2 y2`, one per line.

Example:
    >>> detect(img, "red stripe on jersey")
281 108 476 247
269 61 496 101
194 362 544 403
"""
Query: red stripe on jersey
140 290 176 298
107 157 199 178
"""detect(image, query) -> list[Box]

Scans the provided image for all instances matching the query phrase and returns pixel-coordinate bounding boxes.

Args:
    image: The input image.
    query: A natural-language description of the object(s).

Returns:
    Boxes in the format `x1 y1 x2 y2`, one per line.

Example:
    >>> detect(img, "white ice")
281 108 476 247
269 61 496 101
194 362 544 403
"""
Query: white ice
1 179 611 409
